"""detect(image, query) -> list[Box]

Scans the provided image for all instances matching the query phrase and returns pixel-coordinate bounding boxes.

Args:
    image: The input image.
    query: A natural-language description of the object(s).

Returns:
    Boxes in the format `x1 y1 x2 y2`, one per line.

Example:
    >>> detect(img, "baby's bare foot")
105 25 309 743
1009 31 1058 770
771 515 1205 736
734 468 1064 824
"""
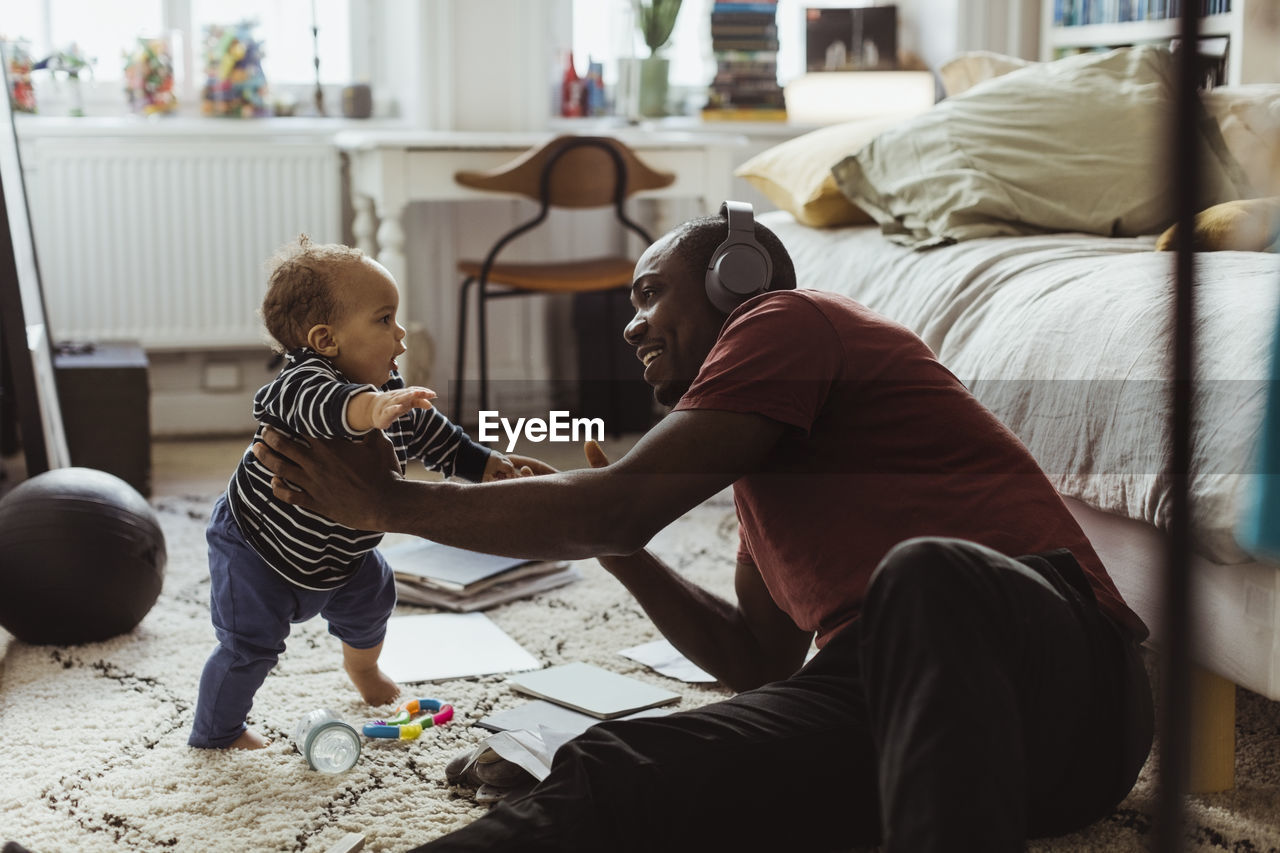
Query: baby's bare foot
347 664 401 706
228 728 270 750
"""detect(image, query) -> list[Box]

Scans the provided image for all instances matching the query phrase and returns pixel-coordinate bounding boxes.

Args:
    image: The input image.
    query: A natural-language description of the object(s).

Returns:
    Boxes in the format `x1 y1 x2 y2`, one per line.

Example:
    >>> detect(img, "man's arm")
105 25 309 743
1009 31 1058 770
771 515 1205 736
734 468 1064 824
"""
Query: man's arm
580 439 811 691
253 407 787 561
596 549 811 692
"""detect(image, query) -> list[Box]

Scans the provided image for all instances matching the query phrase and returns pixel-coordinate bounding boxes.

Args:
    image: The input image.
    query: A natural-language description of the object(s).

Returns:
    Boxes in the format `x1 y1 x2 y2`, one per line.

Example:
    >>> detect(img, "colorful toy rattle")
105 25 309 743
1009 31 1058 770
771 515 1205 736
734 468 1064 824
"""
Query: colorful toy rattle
362 697 454 740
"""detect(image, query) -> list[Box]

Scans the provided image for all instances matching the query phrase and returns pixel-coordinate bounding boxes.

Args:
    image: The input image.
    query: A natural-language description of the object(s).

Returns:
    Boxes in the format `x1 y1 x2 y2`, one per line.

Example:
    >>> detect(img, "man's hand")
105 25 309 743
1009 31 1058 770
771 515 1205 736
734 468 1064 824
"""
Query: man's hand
506 454 558 477
252 426 404 530
583 440 610 470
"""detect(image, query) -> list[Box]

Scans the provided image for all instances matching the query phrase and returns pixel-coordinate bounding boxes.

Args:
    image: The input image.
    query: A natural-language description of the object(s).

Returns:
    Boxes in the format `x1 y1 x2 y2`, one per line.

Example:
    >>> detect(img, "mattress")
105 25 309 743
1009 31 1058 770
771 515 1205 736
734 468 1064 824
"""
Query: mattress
762 210 1280 567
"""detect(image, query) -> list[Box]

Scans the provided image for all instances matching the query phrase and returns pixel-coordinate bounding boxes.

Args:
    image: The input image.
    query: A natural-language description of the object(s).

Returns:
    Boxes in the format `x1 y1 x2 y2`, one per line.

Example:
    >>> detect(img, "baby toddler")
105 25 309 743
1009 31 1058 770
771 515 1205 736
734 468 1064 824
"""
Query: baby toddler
190 236 520 749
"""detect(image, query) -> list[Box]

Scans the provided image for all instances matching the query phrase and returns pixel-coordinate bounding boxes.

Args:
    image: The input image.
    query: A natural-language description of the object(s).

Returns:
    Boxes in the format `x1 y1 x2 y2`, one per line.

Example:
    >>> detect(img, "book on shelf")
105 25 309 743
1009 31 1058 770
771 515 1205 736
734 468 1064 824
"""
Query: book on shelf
706 0 786 123
712 38 781 52
712 1 779 12
1054 0 1226 26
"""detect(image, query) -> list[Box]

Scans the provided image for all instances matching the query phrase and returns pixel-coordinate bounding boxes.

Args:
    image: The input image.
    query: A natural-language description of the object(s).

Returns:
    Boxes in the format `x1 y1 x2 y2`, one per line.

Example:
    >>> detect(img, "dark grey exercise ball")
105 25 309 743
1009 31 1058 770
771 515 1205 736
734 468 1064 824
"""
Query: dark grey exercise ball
0 467 166 644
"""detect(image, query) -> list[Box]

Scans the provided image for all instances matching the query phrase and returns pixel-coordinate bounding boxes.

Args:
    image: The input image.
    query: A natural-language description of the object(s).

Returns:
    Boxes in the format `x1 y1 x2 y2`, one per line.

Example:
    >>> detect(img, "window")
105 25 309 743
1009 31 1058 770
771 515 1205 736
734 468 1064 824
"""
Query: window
3 0 350 114
570 0 874 114
573 0 715 92
191 0 351 86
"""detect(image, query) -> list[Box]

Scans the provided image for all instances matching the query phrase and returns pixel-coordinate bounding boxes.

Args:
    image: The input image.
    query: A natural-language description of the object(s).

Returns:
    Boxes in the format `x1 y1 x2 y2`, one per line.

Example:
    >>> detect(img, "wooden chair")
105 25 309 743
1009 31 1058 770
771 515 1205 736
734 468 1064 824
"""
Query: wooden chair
451 135 675 425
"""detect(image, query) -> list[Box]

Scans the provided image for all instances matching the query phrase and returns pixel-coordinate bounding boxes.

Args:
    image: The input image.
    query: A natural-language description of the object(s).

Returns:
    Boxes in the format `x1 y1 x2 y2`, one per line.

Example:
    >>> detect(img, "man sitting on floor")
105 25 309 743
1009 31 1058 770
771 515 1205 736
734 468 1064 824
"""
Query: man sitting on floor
254 202 1154 853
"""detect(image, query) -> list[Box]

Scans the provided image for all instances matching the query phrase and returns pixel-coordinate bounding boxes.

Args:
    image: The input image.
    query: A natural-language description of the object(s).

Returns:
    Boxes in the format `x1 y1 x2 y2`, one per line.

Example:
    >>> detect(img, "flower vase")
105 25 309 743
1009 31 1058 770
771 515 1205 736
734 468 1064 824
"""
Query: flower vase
637 56 669 118
66 74 84 117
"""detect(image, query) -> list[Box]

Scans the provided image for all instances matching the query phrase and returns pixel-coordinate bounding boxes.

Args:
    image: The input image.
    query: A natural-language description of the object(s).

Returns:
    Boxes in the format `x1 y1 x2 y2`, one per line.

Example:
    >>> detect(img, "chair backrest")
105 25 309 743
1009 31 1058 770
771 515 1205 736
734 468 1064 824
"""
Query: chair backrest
455 135 675 209
455 136 677 256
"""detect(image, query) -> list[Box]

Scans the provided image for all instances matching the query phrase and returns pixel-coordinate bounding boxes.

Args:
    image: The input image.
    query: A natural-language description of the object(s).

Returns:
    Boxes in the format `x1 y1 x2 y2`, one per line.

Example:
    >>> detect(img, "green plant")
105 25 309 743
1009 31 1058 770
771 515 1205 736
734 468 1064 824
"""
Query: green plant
633 0 683 56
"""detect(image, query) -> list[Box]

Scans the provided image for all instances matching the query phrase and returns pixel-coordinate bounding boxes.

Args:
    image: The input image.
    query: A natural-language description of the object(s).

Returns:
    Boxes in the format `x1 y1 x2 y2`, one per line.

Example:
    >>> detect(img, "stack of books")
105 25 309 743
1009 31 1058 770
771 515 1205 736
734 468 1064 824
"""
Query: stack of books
383 538 580 612
702 0 787 122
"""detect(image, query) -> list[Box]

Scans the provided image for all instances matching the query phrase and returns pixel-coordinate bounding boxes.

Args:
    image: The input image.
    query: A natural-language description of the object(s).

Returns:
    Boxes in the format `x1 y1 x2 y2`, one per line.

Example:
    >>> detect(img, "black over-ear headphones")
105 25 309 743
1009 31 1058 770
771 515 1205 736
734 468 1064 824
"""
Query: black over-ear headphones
704 200 773 314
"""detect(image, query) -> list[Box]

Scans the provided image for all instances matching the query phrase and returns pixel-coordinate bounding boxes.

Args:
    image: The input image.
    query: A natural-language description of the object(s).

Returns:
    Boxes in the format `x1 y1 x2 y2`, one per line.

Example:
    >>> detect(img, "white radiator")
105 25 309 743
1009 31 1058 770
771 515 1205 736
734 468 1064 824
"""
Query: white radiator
23 137 341 349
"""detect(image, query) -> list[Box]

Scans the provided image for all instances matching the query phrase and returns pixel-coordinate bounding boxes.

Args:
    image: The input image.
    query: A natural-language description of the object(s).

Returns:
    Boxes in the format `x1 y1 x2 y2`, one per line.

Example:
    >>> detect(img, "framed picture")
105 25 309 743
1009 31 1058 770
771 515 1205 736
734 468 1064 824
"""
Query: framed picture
806 5 899 72
0 63 70 474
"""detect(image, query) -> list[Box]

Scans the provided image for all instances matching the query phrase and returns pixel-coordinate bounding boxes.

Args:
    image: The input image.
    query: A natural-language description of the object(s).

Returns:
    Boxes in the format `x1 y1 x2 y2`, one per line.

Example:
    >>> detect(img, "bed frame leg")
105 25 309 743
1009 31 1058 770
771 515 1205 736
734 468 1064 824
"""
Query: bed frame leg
1187 664 1236 793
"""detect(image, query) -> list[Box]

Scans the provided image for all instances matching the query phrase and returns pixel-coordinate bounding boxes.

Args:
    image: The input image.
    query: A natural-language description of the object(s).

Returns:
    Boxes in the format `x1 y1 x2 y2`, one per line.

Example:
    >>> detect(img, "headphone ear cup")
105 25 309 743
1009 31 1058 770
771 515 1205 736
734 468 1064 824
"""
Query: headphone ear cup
705 243 772 313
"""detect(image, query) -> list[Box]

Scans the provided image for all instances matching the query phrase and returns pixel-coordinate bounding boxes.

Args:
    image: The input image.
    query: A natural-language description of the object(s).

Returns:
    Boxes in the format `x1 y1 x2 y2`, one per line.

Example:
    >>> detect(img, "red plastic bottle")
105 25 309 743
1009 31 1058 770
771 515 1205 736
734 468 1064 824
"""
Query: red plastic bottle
561 51 583 118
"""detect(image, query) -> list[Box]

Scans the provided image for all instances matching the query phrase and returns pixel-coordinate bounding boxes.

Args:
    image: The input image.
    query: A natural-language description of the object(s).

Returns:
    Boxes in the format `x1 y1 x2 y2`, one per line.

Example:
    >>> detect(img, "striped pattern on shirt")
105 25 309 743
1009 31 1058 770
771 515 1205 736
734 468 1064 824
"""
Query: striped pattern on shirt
227 350 490 590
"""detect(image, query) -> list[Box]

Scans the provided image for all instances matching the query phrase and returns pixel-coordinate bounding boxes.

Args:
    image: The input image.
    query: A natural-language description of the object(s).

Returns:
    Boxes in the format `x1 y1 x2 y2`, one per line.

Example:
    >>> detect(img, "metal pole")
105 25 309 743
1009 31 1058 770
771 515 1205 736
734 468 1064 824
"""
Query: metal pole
1156 4 1202 851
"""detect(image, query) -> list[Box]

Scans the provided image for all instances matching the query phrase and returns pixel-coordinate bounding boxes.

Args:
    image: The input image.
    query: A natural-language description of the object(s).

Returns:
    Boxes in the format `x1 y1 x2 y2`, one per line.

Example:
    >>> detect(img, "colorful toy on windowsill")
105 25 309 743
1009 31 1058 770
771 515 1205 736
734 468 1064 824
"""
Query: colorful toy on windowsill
123 37 177 116
363 697 454 740
201 20 269 118
2 39 37 113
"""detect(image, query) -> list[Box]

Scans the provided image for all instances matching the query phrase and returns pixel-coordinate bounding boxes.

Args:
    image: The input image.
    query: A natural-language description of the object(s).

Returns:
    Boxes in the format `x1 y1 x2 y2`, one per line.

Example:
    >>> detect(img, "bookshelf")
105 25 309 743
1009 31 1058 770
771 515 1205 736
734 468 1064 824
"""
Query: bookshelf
1039 1 1280 84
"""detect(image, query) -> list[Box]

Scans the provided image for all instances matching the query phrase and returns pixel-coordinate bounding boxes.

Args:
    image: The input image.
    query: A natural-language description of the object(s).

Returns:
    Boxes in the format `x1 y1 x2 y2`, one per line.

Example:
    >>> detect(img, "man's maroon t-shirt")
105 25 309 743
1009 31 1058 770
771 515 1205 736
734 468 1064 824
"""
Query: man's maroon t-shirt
673 290 1146 647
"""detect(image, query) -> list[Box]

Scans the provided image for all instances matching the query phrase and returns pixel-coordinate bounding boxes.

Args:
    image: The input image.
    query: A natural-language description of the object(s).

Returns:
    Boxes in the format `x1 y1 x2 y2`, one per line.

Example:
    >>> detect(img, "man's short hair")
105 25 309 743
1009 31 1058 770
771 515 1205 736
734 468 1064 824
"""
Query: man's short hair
260 235 365 353
669 209 797 309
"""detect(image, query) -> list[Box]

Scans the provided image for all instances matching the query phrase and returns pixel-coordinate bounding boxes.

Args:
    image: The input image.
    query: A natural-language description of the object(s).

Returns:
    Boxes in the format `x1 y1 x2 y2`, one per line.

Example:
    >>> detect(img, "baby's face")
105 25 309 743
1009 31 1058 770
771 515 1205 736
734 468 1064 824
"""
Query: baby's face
328 258 407 386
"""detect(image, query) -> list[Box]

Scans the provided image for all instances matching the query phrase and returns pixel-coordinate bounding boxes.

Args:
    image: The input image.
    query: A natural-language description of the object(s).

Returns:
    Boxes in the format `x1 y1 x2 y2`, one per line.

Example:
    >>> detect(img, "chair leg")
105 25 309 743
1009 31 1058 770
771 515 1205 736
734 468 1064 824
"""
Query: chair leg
454 276 474 426
477 281 490 417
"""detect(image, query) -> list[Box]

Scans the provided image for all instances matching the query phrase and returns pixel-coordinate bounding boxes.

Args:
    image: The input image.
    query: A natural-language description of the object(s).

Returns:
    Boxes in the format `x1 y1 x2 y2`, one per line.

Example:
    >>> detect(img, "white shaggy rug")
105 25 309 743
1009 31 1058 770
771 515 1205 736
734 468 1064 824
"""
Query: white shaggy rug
1 492 1279 852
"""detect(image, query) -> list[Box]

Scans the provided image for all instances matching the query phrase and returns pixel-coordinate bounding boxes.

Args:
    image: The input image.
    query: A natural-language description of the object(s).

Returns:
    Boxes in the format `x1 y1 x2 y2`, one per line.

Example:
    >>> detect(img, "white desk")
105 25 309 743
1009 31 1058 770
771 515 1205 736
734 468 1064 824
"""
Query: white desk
332 129 748 322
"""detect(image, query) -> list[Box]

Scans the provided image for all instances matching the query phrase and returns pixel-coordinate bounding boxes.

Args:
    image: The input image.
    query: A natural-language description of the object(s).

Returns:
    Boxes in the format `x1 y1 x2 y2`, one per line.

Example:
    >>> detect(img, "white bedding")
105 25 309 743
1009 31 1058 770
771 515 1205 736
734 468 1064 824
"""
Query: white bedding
762 210 1280 565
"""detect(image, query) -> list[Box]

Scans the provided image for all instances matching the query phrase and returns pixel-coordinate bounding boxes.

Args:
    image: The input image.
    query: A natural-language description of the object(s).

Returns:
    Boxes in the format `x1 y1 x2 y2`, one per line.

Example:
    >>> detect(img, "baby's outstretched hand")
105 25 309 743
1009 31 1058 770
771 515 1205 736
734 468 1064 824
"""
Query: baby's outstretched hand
482 452 520 482
369 387 435 429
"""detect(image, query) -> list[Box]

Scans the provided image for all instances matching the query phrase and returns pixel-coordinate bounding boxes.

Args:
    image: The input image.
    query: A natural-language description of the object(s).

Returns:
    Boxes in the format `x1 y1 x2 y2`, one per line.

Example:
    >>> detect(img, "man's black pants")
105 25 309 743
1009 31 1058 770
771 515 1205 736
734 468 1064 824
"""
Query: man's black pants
414 537 1154 852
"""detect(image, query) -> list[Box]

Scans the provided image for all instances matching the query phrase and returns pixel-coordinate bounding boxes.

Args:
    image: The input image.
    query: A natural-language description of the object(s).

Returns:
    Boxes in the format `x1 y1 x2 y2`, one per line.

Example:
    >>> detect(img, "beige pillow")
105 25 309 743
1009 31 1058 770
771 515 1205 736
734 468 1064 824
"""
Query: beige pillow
1203 85 1280 197
734 114 916 227
832 45 1250 248
939 51 1034 98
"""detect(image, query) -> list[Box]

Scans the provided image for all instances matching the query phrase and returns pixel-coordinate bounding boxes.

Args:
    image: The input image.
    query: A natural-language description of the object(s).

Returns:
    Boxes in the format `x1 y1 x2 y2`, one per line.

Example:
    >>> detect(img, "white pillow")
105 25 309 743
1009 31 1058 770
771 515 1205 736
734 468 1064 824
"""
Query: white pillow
734 114 911 227
1203 85 1280 197
832 46 1250 248
939 51 1034 98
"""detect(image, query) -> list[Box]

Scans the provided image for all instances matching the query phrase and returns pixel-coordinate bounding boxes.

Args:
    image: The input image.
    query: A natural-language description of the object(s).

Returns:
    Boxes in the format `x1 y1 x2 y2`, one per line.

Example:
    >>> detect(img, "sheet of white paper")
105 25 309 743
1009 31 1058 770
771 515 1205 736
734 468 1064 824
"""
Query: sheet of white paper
482 728 583 782
618 638 717 683
485 729 555 781
380 613 541 683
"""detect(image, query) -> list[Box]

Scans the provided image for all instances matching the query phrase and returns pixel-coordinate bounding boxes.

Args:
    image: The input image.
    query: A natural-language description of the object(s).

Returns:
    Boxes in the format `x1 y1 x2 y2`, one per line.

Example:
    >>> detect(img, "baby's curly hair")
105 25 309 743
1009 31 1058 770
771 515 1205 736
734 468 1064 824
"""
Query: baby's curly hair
260 235 366 353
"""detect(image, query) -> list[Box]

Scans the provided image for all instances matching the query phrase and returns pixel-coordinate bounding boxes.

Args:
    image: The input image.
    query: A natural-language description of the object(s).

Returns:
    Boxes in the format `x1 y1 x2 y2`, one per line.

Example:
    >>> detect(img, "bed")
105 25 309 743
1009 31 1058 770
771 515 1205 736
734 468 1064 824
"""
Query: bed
738 45 1280 791
764 213 1280 791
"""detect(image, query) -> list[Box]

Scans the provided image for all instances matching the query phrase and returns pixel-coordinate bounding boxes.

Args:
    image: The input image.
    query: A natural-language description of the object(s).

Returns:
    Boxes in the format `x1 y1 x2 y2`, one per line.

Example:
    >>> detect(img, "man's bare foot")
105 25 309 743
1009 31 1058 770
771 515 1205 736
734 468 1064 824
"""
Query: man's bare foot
228 728 270 750
347 663 401 706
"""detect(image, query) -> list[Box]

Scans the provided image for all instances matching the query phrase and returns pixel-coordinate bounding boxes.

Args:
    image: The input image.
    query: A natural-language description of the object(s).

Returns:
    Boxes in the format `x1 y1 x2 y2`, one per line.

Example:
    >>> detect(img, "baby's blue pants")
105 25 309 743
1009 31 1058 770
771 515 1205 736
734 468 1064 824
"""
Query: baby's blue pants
189 495 397 748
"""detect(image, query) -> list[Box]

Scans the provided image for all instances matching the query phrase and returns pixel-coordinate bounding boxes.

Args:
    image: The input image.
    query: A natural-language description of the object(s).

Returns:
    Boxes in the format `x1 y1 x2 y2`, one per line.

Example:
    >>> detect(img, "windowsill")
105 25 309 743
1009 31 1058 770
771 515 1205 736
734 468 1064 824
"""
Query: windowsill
13 113 410 140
